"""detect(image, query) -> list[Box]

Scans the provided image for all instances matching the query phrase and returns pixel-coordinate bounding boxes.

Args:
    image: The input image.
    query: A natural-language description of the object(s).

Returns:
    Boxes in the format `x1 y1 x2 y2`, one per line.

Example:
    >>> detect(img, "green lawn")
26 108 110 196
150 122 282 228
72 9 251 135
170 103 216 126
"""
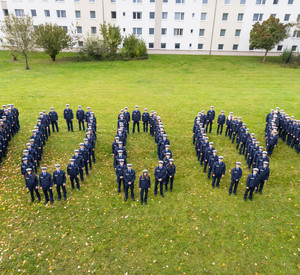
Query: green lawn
0 51 299 274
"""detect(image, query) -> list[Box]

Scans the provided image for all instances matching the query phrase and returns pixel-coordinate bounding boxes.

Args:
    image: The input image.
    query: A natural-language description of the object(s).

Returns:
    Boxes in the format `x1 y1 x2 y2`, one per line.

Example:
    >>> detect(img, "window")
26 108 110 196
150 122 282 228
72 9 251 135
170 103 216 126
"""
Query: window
75 10 81 18
89 0 95 2
233 44 238 50
78 41 83 47
15 9 24 17
256 0 266 4
200 13 207 20
31 9 37 17
34 25 38 30
133 12 142 19
163 0 168 2
150 0 155 2
199 29 205 36
91 27 96 34
74 0 80 2
56 0 64 1
288 0 293 3
162 12 168 19
149 43 154 48
298 14 300 20
149 28 154 35
222 13 228 21
235 29 241 36
111 11 116 18
277 45 283 51
44 10 50 17
3 9 9 16
190 29 193 33
271 14 276 18
292 45 297 51
253 13 263 21
57 10 66 18
161 43 166 48
189 43 192 47
133 27 142 35
175 43 180 49
293 30 300 37
123 28 126 32
240 0 246 3
284 14 290 21
224 0 230 4
192 13 195 18
175 12 184 20
202 0 208 3
220 29 226 36
63 26 68 32
237 13 244 21
149 12 155 19
133 0 142 2
77 26 82 33
174 28 183 35
198 44 203 49
161 28 167 35
273 0 278 4
90 11 96 18
111 0 116 2
123 12 125 16
176 0 185 3
218 44 224 50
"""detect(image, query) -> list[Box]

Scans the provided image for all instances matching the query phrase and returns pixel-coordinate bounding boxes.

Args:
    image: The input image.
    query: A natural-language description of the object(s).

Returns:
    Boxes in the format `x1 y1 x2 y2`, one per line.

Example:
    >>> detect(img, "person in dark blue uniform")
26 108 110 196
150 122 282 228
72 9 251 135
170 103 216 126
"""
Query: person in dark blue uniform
115 159 126 193
49 107 59 132
217 111 225 135
64 104 74 132
39 167 53 205
79 143 89 175
53 164 67 201
73 149 84 182
67 159 80 191
142 108 150 133
266 130 278 157
229 162 243 196
208 150 218 180
139 169 151 205
25 168 41 203
124 163 136 202
167 159 176 192
257 161 270 195
132 105 141 134
244 168 259 202
212 156 226 188
76 105 85 131
203 142 214 173
124 107 130 134
206 106 215 133
154 160 167 197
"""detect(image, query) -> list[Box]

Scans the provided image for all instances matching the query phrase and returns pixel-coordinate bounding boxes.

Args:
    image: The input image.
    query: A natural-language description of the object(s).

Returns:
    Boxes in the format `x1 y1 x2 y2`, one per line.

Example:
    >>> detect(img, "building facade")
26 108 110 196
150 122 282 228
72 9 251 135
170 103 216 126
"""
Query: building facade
1 0 299 55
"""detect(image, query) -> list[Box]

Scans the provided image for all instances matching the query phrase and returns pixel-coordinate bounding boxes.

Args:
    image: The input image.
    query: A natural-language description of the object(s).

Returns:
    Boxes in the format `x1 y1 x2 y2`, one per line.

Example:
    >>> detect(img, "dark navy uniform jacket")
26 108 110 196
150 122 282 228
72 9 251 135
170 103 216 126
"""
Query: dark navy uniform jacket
212 162 226 176
204 146 214 161
206 110 215 121
116 165 126 179
142 112 150 122
79 148 89 161
124 111 130 123
67 164 79 176
39 172 53 188
114 155 127 168
139 176 151 189
25 174 38 188
154 166 167 181
217 114 225 125
21 163 33 176
258 166 270 181
49 111 58 122
208 154 218 168
268 135 278 146
132 110 141 122
167 164 176 177
114 146 127 157
231 167 242 181
76 110 85 120
64 109 74 120
72 154 84 168
53 170 66 185
124 169 136 184
246 174 259 188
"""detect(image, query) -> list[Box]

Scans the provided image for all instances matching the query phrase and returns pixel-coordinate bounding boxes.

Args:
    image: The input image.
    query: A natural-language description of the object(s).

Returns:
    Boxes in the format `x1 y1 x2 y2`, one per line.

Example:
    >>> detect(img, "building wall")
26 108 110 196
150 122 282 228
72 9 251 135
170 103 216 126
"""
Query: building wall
0 0 299 54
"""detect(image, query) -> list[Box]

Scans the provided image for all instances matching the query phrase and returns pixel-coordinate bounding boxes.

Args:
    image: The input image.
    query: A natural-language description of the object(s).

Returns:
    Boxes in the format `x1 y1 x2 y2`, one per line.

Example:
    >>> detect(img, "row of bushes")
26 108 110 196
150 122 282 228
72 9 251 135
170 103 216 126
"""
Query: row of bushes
280 49 300 68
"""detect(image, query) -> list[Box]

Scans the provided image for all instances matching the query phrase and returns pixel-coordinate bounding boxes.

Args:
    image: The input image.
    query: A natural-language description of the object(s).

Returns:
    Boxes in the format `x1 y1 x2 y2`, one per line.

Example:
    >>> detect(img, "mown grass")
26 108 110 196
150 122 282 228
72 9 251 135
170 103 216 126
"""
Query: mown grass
0 51 299 274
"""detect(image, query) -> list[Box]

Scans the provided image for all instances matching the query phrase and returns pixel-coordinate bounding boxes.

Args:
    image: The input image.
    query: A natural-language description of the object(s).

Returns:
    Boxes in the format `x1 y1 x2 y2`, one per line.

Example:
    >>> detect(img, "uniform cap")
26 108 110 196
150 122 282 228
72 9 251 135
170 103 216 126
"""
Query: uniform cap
213 150 217 153
230 112 233 114
144 108 147 111
23 150 29 153
79 143 84 146
205 137 209 140
50 107 54 110
165 144 170 147
127 163 132 167
86 132 90 135
118 150 123 153
239 117 242 119
262 151 267 154
263 161 269 165
74 149 79 153
259 146 263 149
32 130 36 133
87 107 91 109
22 157 28 161
30 139 34 142
221 111 224 113
163 134 167 137
143 169 148 173
34 126 39 129
125 107 128 110
26 143 30 146
84 138 88 141
209 142 213 145
166 152 171 155
55 164 60 168
39 112 43 115
158 161 163 164
119 159 124 162
66 104 69 106
236 162 241 165
118 141 123 144
118 128 122 131
69 159 75 162
78 105 82 108
115 136 120 139
2 105 6 107
210 106 214 108
253 168 259 172
243 123 246 126
218 156 224 159
169 159 174 162
43 110 46 113
41 167 47 170
26 168 32 172
120 109 124 112
135 105 138 108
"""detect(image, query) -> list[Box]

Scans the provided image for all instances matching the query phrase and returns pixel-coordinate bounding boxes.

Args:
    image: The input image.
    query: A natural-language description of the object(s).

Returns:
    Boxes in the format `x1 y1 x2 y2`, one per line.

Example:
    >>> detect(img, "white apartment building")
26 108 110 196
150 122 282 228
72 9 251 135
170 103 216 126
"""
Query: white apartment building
1 0 300 55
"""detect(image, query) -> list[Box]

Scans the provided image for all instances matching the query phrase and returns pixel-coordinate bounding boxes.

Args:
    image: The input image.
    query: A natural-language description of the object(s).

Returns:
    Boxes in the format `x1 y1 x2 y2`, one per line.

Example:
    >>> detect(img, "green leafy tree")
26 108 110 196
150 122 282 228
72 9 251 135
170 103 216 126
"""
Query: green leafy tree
0 14 35 70
249 15 292 62
35 23 74 61
122 34 147 59
100 22 122 55
81 34 109 60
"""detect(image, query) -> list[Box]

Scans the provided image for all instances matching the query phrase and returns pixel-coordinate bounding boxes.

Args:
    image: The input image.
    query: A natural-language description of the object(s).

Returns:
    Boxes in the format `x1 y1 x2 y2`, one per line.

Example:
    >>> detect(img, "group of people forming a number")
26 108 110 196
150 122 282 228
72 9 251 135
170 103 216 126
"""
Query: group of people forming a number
0 104 20 166
112 106 176 205
193 107 271 202
21 105 97 204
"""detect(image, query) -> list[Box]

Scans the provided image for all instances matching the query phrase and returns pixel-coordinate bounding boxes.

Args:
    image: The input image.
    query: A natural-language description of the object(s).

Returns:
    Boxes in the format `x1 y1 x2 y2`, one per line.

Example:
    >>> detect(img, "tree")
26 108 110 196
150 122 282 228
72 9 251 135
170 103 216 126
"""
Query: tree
35 23 74 61
0 14 35 70
100 22 122 55
122 34 147 59
81 34 109 60
249 15 292 62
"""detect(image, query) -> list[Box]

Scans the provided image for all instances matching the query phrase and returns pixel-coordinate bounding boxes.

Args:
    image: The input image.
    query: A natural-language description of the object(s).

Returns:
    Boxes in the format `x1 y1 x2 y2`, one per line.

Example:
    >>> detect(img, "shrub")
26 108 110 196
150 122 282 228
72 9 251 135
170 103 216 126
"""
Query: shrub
280 48 293 64
122 34 148 59
80 35 109 60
